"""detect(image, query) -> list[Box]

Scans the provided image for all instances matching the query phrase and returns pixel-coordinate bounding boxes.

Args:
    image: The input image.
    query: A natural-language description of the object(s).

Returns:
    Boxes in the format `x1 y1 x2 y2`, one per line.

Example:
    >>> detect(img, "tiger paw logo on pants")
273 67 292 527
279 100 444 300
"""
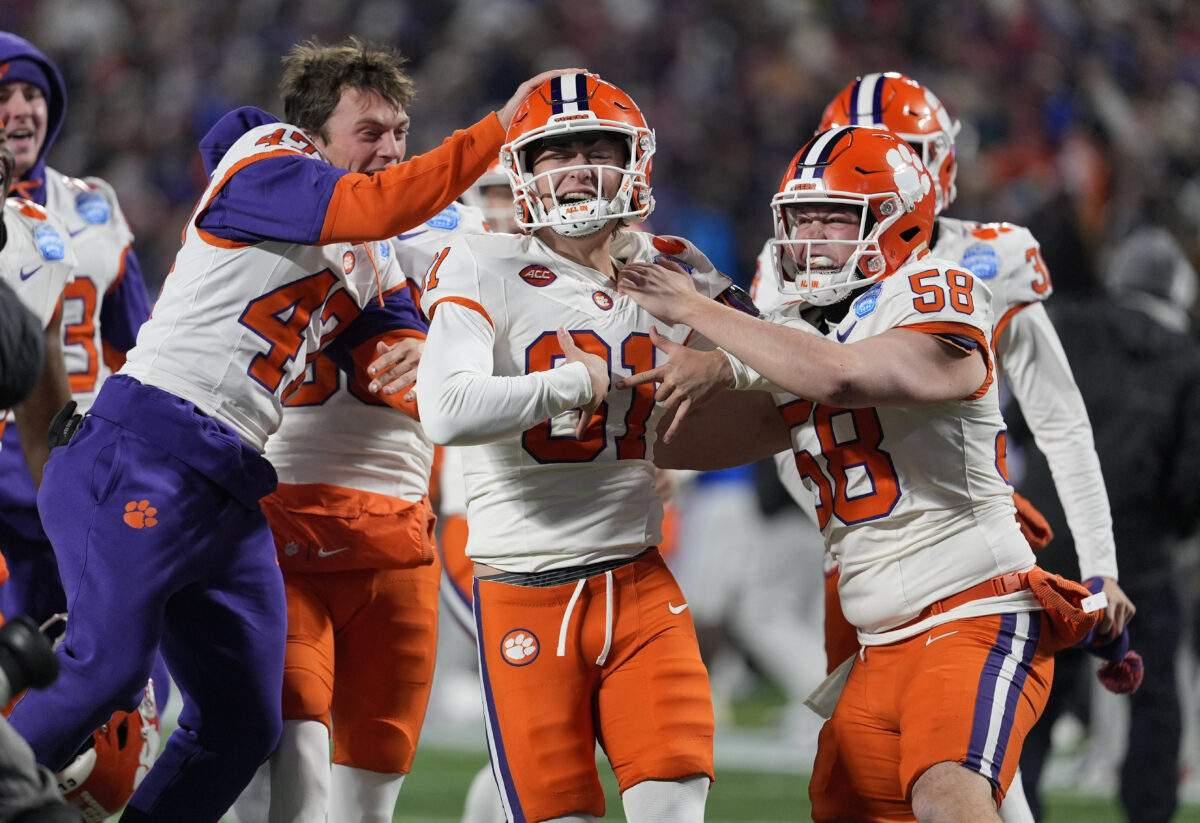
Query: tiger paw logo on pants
501 629 539 666
123 500 158 529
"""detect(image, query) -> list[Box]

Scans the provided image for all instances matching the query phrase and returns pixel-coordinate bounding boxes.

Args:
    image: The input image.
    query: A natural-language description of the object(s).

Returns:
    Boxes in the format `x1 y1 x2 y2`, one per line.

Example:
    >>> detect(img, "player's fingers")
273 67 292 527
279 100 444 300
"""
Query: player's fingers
574 407 593 440
616 367 665 389
557 326 577 354
662 397 691 444
648 326 677 353
382 372 418 394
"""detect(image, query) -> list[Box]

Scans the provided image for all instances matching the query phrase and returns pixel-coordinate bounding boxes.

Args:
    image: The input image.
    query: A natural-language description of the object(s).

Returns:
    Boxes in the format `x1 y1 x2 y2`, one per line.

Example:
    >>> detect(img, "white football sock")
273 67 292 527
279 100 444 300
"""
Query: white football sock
461 763 506 823
330 763 405 823
269 718 330 823
621 775 709 822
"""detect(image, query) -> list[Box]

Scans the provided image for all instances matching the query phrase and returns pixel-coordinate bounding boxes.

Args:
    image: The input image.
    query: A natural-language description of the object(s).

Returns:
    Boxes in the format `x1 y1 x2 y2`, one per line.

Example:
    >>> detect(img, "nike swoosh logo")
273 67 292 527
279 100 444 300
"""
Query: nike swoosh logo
668 602 689 615
316 546 350 558
19 265 42 280
394 229 428 241
835 321 857 343
68 227 88 237
926 630 959 646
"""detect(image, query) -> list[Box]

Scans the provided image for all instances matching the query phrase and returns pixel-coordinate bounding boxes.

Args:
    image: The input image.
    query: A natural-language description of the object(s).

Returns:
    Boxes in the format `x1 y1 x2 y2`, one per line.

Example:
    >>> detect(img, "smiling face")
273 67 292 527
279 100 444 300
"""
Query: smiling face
0 82 48 178
310 85 409 174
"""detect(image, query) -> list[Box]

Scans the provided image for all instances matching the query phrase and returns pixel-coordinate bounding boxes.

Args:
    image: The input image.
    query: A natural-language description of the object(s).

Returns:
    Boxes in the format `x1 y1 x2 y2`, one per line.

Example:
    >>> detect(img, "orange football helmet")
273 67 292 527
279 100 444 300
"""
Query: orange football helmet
768 126 935 306
820 72 960 213
57 679 161 822
501 72 654 237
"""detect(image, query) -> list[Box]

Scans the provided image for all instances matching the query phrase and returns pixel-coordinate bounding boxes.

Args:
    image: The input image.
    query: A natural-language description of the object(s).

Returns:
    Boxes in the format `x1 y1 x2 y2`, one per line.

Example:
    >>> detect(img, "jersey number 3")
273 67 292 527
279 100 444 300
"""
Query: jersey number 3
522 330 656 463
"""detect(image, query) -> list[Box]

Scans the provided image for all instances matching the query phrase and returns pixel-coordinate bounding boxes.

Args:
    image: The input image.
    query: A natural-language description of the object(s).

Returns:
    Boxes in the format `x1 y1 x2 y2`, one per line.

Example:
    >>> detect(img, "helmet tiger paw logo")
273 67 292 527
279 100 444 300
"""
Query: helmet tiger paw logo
501 629 539 666
123 500 158 529
57 678 162 822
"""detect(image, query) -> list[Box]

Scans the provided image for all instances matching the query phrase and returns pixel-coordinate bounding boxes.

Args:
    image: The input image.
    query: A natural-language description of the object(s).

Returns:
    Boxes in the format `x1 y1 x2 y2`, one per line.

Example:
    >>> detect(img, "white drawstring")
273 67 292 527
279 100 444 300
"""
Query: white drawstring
595 570 614 666
558 580 586 657
554 571 616 666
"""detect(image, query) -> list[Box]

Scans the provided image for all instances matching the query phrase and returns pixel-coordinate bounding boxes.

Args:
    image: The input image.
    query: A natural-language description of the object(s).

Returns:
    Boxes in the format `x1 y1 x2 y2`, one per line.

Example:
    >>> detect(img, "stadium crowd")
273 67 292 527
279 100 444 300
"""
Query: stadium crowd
3 0 1200 293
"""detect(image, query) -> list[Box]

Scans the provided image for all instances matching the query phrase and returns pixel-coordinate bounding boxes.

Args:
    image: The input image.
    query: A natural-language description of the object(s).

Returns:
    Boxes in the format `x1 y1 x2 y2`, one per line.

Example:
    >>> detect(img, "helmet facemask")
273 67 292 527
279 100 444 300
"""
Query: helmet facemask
769 192 908 306
505 126 654 238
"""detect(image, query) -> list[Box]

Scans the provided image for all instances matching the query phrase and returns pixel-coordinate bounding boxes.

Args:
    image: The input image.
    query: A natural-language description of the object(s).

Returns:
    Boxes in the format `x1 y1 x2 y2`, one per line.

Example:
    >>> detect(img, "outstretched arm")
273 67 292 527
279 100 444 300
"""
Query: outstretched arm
618 261 988 408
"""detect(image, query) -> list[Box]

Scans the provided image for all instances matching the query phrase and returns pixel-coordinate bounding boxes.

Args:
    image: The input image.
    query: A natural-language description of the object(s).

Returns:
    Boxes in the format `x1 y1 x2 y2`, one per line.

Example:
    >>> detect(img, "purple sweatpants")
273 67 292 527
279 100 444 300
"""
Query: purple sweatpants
9 376 286 822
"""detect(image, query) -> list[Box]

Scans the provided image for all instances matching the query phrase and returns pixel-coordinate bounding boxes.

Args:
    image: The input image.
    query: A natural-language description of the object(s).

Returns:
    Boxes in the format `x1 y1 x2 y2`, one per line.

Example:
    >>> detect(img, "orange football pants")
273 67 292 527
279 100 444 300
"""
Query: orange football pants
279 552 441 774
810 610 1054 822
474 550 714 822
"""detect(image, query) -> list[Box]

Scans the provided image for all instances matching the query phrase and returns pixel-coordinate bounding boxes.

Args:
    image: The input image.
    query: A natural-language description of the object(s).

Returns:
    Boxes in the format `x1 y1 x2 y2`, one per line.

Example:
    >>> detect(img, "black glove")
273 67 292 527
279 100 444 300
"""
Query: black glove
47 401 82 450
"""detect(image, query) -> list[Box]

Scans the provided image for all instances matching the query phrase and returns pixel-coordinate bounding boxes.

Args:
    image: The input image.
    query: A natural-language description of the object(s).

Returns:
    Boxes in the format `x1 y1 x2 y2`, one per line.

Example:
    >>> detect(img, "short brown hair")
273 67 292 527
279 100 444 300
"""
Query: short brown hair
279 37 415 141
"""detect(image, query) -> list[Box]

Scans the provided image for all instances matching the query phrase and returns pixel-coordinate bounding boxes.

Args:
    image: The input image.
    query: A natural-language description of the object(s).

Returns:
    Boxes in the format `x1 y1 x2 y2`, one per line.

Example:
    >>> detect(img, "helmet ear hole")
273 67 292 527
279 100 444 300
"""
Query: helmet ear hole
899 226 921 242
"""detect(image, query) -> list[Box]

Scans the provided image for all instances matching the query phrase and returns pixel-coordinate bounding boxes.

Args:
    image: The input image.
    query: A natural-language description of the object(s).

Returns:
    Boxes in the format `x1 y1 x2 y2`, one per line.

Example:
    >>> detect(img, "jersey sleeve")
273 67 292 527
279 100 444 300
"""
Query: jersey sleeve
99 246 151 358
958 223 1054 343
198 113 505 247
864 261 996 400
416 239 593 446
999 302 1118 579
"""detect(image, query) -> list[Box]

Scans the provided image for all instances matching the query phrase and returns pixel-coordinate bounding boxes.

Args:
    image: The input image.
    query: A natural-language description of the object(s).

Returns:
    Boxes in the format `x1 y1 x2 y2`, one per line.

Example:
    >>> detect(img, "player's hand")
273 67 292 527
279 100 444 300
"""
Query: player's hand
616 326 732 444
497 69 588 130
368 337 424 398
1095 577 1136 642
616 260 703 326
557 327 608 440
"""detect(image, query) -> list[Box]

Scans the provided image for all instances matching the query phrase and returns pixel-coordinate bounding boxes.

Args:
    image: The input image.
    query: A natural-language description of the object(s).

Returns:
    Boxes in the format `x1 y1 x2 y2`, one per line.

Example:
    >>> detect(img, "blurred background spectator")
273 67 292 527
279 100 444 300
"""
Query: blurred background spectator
2 0 1199 301
1010 225 1200 822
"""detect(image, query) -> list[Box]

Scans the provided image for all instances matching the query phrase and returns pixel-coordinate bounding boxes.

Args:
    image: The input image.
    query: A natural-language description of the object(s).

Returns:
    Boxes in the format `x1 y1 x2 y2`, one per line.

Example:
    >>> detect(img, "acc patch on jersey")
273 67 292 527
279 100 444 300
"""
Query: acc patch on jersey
34 223 66 261
853 283 882 318
519 265 556 287
75 190 111 224
960 242 999 280
500 628 539 666
427 204 461 231
378 240 391 261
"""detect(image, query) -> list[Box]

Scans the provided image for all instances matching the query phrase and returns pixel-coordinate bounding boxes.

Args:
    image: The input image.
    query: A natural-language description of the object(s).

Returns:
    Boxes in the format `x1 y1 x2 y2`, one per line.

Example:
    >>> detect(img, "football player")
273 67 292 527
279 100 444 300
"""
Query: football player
751 73 1133 667
231 175 494 823
618 125 1106 821
4 35 573 822
415 72 765 823
748 75 1136 821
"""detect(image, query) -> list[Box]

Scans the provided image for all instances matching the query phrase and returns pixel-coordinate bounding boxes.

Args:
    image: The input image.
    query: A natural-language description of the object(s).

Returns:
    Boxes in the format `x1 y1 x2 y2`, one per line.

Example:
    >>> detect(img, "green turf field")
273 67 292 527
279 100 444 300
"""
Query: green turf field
395 744 1200 823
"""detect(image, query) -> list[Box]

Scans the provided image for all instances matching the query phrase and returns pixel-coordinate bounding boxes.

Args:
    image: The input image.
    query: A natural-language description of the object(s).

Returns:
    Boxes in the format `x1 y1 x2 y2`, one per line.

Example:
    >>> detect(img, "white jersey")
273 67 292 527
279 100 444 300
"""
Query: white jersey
122 123 399 452
44 170 136 411
0 198 76 433
262 202 490 501
931 216 1117 579
418 230 734 572
391 201 490 302
0 198 76 328
753 217 1119 580
767 257 1038 641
